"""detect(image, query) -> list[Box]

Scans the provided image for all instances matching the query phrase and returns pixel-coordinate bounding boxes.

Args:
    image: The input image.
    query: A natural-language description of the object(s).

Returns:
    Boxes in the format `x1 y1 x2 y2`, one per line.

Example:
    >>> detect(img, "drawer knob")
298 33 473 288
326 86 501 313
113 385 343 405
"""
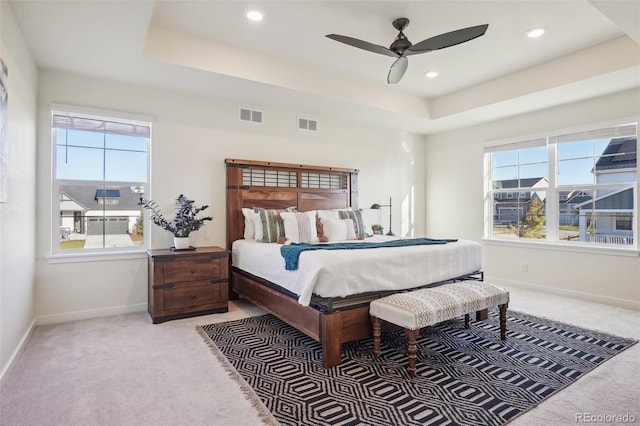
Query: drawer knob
191 268 196 274
190 294 197 300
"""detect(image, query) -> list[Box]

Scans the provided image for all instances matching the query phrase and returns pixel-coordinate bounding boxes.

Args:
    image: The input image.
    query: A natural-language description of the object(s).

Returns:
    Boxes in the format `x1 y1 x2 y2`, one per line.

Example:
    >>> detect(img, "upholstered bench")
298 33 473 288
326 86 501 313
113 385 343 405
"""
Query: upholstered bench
369 280 510 377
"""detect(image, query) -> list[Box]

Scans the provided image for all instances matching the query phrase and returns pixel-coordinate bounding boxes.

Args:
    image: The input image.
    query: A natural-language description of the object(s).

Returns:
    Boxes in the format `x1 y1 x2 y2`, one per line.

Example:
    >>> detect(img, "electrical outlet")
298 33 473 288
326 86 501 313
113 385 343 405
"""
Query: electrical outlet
520 263 528 272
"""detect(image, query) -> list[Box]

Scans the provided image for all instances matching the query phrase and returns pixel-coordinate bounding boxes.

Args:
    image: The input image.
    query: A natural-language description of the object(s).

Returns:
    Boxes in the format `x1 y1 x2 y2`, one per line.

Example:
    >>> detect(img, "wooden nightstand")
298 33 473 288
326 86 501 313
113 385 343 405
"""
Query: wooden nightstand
147 246 229 323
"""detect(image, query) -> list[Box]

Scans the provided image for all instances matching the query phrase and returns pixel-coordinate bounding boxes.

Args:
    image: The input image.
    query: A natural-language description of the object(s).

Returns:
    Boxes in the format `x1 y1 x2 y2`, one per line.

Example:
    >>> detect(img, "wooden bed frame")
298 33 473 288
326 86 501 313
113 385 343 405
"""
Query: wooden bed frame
225 158 483 368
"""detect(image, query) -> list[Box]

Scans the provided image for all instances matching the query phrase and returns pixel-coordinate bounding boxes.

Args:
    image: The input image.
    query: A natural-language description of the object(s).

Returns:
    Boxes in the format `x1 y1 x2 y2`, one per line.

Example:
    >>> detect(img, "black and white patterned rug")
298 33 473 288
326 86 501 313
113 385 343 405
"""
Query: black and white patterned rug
199 310 636 426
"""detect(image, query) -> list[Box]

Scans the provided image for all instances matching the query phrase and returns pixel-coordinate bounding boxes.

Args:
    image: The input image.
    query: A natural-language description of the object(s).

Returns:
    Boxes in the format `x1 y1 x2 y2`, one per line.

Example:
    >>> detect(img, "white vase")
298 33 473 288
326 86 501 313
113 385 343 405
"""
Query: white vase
173 236 191 250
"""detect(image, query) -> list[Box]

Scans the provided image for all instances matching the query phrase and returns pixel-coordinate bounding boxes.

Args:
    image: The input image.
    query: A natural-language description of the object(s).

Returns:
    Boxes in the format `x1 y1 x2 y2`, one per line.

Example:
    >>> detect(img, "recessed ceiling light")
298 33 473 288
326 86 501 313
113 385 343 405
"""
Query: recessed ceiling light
425 71 438 79
526 27 545 38
246 10 264 22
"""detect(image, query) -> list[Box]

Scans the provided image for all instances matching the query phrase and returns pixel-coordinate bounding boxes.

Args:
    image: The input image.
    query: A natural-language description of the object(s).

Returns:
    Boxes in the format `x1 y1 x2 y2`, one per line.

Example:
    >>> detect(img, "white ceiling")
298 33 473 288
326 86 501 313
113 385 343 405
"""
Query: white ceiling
8 0 640 134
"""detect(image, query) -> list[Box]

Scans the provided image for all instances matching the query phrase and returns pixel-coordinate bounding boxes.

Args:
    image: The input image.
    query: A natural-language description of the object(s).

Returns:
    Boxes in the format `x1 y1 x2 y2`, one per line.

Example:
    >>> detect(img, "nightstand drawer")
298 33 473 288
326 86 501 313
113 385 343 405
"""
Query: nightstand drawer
163 281 221 311
163 259 221 283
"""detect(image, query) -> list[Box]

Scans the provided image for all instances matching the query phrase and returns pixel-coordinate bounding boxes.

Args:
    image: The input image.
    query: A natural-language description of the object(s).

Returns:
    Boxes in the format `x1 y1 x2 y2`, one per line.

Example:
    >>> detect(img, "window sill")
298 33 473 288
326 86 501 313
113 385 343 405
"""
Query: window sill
482 238 639 257
46 249 147 264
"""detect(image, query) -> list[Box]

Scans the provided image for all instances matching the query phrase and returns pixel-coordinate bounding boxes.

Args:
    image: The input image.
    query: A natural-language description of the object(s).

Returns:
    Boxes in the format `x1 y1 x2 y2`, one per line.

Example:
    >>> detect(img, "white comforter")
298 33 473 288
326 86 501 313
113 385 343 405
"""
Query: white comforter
232 236 483 306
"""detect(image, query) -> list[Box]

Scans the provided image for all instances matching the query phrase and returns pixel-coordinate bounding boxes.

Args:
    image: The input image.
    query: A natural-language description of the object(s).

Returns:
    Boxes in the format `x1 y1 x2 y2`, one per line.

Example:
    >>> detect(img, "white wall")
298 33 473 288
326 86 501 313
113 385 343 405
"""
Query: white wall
425 88 640 309
0 3 38 377
34 69 426 320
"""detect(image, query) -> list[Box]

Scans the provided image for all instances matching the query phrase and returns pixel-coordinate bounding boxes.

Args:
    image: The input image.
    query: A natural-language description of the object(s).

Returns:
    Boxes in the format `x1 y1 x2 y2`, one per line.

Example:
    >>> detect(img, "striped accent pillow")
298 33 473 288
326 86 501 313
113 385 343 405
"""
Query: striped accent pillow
338 209 366 238
254 208 288 243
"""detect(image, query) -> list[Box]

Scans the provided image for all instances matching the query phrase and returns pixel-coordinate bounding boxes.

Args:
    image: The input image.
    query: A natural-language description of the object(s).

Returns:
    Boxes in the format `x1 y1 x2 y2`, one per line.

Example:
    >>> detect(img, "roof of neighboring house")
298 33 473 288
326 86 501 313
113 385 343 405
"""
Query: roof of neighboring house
493 177 547 190
60 185 142 211
595 137 637 171
564 191 592 205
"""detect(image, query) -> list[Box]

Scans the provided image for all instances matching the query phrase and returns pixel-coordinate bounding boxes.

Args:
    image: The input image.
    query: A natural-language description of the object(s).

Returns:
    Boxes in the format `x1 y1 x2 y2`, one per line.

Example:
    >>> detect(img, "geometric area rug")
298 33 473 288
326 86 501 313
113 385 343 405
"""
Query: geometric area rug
198 310 637 426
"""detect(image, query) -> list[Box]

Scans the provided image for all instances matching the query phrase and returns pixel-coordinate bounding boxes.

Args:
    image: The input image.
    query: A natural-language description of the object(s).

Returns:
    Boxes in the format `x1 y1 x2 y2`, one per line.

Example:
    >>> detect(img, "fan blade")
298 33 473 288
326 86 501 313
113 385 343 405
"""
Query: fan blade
387 57 408 84
326 34 399 58
405 24 488 55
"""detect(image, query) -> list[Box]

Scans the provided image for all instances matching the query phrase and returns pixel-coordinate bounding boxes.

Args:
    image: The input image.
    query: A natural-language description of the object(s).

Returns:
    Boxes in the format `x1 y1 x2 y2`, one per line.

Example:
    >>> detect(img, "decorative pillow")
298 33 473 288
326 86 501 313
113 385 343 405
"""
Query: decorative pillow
323 218 357 241
338 209 366 239
241 208 257 239
253 208 291 243
316 209 340 221
281 211 318 243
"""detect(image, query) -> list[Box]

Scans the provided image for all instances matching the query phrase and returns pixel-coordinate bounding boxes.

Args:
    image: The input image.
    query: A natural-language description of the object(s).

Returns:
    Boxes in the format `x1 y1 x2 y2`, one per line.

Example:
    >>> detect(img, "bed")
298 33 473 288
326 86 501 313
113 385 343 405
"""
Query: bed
226 158 483 368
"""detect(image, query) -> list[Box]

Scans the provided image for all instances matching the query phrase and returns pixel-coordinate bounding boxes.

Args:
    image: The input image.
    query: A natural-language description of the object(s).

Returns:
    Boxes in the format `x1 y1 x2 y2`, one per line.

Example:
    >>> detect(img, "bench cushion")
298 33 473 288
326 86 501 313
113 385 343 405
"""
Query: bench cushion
369 281 509 330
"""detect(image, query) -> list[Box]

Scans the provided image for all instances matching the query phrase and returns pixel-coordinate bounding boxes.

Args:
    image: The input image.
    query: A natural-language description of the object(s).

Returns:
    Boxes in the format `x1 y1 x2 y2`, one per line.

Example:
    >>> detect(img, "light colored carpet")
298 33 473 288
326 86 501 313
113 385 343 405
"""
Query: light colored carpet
0 287 638 425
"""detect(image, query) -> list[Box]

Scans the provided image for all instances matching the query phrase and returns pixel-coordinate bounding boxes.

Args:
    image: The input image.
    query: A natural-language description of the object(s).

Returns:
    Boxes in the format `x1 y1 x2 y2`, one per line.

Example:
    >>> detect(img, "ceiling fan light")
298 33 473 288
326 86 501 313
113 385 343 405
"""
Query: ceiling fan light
246 10 264 22
526 27 545 38
425 71 438 78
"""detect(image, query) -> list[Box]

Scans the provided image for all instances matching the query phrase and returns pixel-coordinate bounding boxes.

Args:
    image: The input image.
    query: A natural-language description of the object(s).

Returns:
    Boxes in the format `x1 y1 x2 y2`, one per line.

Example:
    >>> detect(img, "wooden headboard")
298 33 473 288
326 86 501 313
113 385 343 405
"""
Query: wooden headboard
225 159 359 249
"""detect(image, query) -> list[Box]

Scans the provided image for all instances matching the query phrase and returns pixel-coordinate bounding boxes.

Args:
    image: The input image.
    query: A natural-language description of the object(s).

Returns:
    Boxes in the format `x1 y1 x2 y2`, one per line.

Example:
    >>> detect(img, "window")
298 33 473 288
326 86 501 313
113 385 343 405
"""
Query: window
485 123 637 248
487 139 548 240
616 215 632 231
52 107 150 253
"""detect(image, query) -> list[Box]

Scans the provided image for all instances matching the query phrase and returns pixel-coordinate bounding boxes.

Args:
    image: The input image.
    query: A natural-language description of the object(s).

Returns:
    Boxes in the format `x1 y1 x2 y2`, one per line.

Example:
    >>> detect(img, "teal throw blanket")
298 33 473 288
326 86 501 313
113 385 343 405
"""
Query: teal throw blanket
280 238 457 270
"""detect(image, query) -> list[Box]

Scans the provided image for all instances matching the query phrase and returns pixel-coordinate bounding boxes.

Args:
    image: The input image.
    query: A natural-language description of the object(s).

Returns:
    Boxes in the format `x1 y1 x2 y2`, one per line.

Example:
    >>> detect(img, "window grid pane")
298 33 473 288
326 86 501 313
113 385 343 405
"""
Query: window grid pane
58 183 145 250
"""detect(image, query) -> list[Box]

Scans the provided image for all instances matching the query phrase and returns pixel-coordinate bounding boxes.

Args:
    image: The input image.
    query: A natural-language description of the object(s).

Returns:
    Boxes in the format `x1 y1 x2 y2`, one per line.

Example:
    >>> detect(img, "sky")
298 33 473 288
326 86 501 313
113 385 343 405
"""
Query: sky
55 129 147 184
492 138 626 186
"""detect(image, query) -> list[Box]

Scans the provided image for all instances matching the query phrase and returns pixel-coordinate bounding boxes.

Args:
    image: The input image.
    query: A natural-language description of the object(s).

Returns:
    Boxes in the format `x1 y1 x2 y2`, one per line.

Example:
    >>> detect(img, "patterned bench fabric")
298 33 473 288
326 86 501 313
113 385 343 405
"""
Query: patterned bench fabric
369 281 510 330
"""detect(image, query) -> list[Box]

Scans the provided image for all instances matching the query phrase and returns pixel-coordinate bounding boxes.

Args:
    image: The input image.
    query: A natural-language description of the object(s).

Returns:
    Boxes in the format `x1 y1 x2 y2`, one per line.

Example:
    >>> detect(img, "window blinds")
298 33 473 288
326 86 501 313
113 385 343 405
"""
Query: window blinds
484 138 546 153
485 123 637 152
52 112 151 138
550 124 636 144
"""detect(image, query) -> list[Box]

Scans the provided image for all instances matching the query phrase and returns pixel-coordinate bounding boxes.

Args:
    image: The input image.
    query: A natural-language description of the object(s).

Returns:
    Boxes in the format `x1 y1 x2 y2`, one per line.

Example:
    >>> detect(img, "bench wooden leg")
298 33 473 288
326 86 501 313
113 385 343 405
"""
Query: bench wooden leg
405 328 420 378
372 316 381 359
476 308 488 321
464 313 470 328
499 304 507 340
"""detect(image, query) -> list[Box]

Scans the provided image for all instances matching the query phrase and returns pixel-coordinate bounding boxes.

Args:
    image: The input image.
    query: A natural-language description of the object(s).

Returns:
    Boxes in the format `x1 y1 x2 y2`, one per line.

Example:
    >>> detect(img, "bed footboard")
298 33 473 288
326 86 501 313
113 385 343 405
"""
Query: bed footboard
232 268 372 367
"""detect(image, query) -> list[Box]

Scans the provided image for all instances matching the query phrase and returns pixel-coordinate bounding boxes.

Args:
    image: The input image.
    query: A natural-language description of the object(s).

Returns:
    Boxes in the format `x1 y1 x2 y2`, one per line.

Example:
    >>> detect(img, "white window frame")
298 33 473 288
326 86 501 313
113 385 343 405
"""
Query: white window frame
49 104 152 262
484 119 638 254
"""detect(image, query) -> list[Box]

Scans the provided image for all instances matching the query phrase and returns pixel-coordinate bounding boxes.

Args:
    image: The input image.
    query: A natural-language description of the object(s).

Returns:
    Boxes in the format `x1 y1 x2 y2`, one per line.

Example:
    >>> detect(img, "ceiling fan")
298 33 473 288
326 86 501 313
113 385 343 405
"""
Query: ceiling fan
326 18 488 84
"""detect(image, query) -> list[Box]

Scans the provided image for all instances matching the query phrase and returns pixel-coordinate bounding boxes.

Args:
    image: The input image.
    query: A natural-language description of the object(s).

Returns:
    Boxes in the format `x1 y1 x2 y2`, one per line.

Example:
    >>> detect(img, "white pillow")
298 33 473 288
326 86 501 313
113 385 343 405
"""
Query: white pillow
241 208 257 239
338 209 366 238
322 218 356 241
316 209 340 221
281 211 318 243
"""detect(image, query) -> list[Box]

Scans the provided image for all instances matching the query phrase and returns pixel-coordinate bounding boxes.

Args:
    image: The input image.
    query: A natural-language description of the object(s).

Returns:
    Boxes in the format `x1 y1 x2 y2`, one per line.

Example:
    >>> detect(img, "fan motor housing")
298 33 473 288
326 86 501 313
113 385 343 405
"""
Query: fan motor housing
390 36 411 54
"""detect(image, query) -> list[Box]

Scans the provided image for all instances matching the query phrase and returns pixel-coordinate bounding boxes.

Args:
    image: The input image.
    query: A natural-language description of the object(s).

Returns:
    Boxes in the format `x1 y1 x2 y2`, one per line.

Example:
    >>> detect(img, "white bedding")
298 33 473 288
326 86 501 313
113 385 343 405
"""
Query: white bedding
232 236 483 306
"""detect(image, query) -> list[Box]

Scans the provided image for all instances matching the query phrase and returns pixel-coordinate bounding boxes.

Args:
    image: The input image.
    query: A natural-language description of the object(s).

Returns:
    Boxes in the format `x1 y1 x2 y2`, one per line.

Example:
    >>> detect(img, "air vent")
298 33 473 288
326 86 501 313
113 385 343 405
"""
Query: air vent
298 117 318 132
239 107 263 124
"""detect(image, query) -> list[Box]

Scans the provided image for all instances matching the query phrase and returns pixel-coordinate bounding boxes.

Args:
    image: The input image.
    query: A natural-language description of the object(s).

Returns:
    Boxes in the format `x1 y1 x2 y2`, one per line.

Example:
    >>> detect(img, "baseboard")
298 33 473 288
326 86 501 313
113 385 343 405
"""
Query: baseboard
0 318 37 389
489 277 640 311
36 303 148 326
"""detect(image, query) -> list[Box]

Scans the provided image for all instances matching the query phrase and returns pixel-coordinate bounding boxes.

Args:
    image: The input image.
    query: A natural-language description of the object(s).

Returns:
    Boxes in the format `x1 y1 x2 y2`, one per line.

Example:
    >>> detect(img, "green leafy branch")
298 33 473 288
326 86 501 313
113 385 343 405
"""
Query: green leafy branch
138 194 212 237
